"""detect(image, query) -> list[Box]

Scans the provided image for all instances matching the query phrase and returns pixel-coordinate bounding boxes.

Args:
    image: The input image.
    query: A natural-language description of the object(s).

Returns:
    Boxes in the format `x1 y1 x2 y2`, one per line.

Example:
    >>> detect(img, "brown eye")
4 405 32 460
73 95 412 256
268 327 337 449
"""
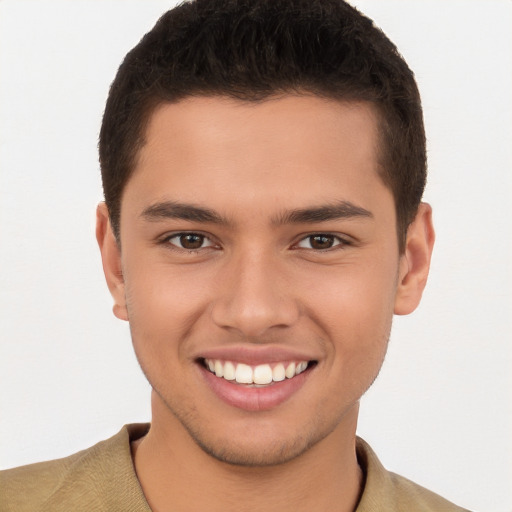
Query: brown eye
180 234 204 249
309 235 335 250
296 234 344 250
167 233 213 250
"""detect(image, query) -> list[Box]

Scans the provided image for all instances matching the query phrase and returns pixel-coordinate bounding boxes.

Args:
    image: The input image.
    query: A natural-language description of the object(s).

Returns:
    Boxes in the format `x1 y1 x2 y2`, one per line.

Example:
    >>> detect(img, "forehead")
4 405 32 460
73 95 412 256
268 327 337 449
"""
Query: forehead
125 95 391 222
140 95 379 163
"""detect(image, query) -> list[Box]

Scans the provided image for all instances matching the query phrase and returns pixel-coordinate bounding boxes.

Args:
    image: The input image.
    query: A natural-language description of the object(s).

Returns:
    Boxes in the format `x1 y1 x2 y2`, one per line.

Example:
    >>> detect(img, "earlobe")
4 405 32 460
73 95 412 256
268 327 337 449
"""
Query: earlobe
394 202 435 316
96 203 129 321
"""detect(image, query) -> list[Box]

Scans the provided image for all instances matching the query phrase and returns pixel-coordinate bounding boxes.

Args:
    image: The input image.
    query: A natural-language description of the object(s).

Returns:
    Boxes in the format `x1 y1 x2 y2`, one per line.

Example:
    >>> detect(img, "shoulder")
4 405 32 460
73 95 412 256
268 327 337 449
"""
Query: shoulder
355 437 472 512
384 471 471 512
1 451 83 512
0 424 150 512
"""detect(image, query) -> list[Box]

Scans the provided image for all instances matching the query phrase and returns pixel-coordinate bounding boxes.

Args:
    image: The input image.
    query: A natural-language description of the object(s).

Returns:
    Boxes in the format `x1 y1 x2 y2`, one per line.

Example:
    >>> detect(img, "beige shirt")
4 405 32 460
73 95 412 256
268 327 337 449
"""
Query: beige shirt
1 424 470 512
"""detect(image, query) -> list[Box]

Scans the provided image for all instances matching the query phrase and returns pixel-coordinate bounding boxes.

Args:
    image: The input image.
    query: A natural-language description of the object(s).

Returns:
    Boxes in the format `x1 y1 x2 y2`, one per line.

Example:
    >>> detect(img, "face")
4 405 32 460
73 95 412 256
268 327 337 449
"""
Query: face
98 95 432 466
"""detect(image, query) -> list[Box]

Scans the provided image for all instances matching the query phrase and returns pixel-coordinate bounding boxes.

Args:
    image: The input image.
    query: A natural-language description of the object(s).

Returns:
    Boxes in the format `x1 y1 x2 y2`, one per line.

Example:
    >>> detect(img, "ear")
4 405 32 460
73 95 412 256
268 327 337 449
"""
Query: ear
96 203 128 321
394 202 435 315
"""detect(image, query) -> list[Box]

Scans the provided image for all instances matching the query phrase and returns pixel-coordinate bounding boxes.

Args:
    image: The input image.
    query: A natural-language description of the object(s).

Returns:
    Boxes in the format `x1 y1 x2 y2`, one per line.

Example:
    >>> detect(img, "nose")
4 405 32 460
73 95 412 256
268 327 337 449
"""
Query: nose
211 250 300 338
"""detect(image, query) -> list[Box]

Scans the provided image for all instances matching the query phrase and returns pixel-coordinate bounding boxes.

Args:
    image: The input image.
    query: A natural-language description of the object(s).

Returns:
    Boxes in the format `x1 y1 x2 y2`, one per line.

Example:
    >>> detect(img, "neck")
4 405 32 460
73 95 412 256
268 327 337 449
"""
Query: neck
132 395 363 512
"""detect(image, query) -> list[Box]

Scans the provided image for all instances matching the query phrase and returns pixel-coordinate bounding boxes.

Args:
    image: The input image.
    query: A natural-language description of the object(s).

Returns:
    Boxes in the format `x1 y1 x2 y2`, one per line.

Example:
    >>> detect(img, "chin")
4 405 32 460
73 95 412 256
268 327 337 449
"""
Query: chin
171 398 350 468
187 426 319 467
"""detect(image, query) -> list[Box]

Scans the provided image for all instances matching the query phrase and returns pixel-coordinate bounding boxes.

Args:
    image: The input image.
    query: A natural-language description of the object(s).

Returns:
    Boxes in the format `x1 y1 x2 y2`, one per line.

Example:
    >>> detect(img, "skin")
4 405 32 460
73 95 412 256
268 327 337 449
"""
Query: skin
97 95 434 512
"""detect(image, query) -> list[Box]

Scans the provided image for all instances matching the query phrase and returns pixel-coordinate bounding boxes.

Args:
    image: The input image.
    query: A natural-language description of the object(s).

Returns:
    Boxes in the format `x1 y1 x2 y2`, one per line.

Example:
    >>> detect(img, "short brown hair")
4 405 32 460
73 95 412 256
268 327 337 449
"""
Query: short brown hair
99 0 426 251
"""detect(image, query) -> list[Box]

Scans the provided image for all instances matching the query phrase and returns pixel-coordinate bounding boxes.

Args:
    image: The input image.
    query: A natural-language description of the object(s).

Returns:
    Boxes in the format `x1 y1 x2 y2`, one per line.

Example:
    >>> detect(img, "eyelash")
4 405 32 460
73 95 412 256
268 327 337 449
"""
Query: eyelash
161 232 217 252
160 232 351 252
294 234 350 251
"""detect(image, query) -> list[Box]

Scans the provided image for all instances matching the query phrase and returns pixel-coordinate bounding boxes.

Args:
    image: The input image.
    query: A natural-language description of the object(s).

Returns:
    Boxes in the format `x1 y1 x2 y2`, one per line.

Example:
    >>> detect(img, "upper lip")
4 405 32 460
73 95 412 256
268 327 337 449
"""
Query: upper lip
195 345 319 366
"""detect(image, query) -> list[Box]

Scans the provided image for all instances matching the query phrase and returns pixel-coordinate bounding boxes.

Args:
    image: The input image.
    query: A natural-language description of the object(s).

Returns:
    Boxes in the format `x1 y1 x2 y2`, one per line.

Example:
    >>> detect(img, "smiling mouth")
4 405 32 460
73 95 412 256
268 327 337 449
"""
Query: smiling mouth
201 359 316 386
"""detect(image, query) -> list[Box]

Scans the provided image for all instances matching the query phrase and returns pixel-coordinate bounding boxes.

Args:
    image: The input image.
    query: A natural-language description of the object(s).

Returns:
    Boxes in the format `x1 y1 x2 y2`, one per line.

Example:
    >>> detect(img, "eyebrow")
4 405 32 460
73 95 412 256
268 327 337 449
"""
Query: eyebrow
140 199 373 226
140 201 230 224
272 201 373 225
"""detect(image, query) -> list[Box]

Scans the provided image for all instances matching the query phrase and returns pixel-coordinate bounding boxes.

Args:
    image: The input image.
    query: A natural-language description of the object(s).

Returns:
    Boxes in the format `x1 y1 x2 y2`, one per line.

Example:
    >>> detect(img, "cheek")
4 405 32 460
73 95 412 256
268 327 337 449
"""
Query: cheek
299 260 397 366
302 257 397 323
122 258 215 354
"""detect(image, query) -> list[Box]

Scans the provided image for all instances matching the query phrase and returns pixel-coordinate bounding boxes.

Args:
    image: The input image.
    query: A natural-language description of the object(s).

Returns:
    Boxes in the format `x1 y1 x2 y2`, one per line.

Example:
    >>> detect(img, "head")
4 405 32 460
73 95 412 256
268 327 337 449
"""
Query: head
96 0 434 468
99 0 426 253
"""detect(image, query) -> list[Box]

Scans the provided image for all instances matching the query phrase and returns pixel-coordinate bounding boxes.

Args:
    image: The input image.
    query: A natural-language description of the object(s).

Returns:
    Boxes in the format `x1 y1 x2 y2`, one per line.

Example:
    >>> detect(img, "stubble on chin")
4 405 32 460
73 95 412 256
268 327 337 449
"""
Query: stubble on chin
151 382 362 468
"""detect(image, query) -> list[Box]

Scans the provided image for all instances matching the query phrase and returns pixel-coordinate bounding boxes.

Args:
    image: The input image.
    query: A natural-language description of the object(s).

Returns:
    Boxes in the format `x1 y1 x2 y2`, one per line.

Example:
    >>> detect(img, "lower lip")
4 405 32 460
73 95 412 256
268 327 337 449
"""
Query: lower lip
199 364 312 412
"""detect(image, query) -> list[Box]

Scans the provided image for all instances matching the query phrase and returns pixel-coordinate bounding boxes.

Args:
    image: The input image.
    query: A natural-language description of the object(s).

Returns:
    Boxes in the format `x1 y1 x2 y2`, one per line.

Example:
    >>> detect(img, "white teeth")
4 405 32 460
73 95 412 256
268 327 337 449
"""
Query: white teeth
253 364 273 385
285 362 296 379
223 361 236 381
296 361 308 374
214 360 224 377
235 363 253 384
205 359 310 385
272 363 286 382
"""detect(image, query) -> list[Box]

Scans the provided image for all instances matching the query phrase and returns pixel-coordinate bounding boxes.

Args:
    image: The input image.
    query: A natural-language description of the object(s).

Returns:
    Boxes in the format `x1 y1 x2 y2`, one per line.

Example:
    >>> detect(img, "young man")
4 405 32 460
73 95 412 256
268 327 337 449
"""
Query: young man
1 1 469 510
